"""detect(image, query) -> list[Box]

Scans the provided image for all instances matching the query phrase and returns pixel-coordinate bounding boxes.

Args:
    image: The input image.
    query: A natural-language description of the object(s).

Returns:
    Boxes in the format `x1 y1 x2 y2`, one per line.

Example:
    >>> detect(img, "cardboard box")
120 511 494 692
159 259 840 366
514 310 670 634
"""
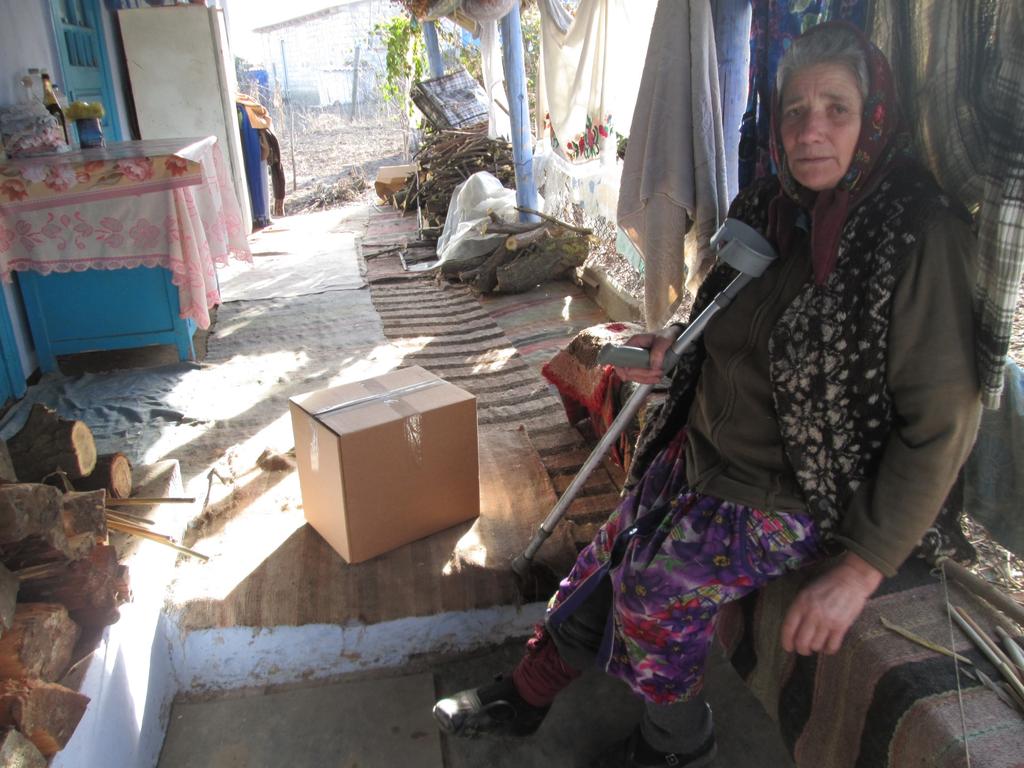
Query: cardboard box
289 366 479 563
374 163 417 200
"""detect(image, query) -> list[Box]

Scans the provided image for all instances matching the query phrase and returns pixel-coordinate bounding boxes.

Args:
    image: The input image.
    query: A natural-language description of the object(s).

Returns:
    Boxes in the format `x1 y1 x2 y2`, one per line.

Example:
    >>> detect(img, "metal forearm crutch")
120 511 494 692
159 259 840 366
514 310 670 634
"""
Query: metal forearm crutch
511 219 779 579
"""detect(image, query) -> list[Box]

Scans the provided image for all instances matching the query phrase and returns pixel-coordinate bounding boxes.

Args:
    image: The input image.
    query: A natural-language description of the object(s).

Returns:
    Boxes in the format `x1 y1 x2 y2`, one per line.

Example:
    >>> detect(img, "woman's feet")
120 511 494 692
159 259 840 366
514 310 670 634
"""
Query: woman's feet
432 674 550 738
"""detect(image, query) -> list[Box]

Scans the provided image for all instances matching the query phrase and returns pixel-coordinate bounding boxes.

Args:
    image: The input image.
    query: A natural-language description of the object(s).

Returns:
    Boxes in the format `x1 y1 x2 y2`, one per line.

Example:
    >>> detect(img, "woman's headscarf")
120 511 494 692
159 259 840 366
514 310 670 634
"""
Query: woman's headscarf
768 21 911 284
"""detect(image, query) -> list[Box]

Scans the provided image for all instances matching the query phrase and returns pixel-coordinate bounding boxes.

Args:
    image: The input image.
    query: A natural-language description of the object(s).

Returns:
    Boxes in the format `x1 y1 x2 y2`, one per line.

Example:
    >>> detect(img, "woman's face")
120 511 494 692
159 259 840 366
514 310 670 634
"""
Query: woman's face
780 62 864 191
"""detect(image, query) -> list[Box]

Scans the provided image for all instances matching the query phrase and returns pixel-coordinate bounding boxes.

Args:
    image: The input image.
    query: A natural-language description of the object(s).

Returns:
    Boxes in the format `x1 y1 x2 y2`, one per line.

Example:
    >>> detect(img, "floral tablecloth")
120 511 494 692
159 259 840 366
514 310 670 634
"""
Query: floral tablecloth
0 137 251 329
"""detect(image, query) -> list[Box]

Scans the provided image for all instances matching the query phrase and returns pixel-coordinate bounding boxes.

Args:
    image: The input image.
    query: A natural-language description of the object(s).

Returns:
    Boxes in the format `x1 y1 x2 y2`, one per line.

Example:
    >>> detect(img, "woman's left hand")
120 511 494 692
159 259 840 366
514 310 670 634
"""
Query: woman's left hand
780 553 884 655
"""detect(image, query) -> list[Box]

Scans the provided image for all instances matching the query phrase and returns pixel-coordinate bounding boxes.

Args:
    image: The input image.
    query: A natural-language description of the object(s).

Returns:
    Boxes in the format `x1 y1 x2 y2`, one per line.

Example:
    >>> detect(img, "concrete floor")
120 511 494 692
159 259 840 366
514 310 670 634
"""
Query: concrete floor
158 637 794 768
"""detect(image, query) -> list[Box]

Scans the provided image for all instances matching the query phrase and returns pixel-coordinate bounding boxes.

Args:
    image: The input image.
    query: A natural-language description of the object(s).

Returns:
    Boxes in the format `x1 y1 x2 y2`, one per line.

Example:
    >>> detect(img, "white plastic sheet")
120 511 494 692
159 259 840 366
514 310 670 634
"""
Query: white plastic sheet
435 171 534 267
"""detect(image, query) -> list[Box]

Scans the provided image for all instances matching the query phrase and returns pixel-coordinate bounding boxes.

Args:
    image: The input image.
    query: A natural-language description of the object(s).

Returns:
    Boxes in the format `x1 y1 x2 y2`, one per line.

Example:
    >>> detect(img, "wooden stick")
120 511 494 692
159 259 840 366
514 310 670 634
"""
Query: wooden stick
106 519 172 540
994 625 1024 675
951 606 1024 704
105 497 195 506
973 667 1024 713
938 556 1024 626
956 608 1023 685
104 510 155 526
514 207 592 234
105 520 208 562
879 616 973 664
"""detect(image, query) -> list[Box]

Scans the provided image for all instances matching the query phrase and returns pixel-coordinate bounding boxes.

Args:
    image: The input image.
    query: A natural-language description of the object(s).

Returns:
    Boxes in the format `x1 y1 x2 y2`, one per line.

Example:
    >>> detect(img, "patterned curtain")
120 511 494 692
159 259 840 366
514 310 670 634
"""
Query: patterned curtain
872 0 1024 409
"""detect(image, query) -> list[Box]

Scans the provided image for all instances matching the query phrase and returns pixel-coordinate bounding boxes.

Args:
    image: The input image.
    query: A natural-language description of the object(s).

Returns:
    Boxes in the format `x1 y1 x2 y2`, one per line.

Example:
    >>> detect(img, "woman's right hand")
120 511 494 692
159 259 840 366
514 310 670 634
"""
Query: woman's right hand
612 333 675 385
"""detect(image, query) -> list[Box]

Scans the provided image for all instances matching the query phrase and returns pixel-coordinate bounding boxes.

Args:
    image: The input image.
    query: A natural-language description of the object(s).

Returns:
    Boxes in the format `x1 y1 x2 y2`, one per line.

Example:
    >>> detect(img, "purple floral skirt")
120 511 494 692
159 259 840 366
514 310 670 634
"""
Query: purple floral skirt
547 430 824 704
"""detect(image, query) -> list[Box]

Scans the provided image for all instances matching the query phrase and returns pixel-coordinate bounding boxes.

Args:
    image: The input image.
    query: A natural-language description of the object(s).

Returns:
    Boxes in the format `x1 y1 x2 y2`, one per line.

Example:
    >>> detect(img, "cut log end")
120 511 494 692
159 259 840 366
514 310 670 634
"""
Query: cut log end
7 405 97 482
75 453 132 499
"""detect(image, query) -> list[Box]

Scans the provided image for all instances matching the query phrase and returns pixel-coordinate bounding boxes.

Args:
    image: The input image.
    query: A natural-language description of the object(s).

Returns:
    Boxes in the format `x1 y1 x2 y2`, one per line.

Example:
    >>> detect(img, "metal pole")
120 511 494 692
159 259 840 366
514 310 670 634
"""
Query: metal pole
499 4 539 223
280 39 297 193
350 45 361 121
422 21 444 78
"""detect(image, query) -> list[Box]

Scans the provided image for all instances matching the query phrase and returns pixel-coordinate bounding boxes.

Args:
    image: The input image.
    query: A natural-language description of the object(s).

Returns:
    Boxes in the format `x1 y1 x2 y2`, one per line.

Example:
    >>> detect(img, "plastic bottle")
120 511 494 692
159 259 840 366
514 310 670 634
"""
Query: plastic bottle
20 68 42 105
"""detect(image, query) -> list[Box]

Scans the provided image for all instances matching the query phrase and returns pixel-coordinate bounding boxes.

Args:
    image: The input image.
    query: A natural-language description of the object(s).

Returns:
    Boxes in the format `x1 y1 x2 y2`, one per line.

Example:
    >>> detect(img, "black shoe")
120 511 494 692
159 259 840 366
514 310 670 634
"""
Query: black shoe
623 726 717 768
433 674 549 738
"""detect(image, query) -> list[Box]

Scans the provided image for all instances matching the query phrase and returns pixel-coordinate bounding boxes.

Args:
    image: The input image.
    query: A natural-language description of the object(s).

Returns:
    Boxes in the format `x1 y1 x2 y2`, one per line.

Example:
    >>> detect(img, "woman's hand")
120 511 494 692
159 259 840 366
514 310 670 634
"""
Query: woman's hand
780 553 884 656
612 332 677 385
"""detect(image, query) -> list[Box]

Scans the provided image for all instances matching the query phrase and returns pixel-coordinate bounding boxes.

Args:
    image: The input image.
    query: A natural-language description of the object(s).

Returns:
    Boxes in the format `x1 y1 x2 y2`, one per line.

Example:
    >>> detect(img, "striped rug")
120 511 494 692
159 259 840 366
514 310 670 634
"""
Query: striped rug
367 276 623 554
718 557 1024 768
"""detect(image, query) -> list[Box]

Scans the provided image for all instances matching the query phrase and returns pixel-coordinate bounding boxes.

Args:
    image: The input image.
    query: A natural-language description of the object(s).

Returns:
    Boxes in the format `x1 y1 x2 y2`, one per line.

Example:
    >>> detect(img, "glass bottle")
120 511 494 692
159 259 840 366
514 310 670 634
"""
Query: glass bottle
40 71 69 144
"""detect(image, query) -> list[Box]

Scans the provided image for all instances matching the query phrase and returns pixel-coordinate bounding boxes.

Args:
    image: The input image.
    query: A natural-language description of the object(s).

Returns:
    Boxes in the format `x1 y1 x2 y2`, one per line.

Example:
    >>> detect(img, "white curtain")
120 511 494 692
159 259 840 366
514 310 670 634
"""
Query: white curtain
479 20 512 140
536 0 657 162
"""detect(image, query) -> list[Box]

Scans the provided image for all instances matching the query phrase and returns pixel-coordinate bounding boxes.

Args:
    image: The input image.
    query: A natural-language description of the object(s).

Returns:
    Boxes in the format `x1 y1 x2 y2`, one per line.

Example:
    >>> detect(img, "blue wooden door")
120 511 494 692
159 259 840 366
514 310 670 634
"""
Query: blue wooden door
48 0 123 141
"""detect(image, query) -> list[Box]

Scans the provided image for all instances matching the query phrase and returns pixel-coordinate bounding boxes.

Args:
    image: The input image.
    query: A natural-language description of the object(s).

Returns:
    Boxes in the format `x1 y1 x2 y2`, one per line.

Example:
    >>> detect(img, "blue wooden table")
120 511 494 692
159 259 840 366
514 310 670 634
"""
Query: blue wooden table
17 266 196 373
0 137 249 374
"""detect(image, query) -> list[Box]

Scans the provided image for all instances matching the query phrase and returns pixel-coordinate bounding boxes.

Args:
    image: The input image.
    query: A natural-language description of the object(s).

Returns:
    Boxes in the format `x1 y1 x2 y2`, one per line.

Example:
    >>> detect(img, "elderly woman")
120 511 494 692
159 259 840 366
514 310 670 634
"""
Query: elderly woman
434 21 980 767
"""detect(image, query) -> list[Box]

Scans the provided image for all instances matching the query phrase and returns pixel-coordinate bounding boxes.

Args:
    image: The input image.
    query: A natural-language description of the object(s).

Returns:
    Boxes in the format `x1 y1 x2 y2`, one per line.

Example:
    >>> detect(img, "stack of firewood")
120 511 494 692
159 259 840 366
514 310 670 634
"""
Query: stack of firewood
391 126 515 237
438 209 594 295
0 404 134 765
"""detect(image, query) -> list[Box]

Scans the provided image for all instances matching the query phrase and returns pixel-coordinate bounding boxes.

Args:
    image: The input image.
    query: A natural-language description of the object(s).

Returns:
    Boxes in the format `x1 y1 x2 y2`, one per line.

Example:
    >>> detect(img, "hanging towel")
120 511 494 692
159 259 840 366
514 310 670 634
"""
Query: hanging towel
479 20 512 140
536 0 656 163
616 0 729 328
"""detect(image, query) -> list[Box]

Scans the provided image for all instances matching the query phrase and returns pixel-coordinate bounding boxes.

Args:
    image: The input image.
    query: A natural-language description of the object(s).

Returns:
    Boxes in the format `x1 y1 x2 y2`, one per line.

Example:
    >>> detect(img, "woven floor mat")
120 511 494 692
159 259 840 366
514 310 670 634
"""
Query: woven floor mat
368 277 621 551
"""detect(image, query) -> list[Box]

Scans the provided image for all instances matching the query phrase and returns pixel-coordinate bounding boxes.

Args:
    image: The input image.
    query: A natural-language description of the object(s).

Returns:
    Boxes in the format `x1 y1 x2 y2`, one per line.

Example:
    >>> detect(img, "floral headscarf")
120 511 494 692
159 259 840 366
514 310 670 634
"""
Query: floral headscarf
768 21 912 284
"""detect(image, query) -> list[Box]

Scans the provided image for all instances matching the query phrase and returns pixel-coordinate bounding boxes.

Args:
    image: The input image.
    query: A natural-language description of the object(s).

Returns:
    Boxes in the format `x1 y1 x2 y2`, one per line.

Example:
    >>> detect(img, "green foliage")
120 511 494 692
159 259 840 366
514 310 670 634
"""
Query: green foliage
436 19 482 83
374 14 427 112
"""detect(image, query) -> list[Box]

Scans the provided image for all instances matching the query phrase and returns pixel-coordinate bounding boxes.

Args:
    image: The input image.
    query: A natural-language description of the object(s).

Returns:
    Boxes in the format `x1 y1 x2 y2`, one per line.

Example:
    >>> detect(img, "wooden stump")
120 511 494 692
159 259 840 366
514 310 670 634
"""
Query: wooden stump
16 544 129 631
0 727 46 768
59 491 108 560
75 453 132 499
0 679 89 757
0 485 71 570
7 405 97 483
0 604 79 681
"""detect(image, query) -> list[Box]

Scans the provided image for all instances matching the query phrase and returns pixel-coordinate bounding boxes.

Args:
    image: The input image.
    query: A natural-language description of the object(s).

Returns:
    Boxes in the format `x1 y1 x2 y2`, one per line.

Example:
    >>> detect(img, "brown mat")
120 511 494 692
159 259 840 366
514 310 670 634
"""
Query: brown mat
367 276 622 536
175 426 566 630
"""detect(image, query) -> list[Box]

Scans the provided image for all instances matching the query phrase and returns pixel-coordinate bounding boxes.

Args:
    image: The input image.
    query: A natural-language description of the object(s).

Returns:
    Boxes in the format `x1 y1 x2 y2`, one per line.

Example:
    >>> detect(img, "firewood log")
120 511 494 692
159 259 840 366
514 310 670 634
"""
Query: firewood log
7 405 96 482
59 491 107 559
16 544 128 631
0 604 79 681
0 441 16 484
495 236 590 294
0 564 16 637
74 453 132 499
504 223 552 251
0 728 46 768
0 679 89 757
0 485 73 570
467 243 513 294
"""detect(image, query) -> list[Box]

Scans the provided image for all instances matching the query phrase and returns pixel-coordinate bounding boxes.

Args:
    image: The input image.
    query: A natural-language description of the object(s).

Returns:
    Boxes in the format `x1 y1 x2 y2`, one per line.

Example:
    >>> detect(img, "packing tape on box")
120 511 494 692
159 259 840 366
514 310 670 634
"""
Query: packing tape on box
311 377 443 466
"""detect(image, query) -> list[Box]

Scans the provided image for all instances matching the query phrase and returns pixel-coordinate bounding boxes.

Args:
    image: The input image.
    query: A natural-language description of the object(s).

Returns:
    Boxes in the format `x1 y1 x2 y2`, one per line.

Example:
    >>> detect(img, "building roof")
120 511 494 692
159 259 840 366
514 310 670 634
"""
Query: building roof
252 0 372 33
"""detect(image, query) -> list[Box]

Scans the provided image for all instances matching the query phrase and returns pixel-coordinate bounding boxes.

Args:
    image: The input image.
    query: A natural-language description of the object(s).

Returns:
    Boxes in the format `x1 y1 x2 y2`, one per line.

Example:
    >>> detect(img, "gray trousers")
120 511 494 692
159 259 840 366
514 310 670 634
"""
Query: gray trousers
546 575 713 754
